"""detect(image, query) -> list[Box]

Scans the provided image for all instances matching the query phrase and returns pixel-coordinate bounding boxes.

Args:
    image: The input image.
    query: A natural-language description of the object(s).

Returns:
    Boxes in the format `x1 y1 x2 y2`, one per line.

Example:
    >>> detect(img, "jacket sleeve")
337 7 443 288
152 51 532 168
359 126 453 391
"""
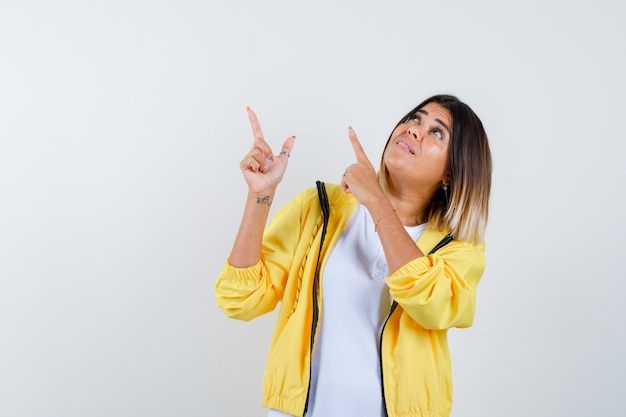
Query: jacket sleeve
214 196 303 322
386 239 486 330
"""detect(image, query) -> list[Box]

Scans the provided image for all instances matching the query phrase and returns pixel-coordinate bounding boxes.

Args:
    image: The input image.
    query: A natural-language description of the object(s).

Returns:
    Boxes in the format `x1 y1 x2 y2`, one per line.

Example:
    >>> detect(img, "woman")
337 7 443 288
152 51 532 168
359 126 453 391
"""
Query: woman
215 94 492 417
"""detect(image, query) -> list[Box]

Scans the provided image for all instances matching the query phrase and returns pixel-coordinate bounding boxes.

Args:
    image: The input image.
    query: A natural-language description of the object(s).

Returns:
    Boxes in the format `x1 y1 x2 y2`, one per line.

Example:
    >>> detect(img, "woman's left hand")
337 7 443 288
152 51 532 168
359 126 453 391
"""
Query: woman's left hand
341 127 384 205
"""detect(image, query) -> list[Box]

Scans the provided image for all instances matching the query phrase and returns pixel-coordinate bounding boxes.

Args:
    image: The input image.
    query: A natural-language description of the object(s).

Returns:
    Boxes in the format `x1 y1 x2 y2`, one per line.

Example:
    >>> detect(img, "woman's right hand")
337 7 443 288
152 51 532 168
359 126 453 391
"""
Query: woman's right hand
240 107 295 194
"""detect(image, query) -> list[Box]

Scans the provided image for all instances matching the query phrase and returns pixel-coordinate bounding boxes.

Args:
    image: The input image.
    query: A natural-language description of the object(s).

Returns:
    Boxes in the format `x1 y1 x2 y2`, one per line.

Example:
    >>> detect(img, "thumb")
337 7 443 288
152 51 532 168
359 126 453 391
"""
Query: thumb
278 135 296 158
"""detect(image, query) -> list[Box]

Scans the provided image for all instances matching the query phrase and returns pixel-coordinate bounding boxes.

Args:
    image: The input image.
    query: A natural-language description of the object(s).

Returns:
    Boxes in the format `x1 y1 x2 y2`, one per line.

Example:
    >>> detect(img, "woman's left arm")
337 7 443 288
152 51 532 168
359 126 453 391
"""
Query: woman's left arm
340 127 429 272
340 127 486 330
386 239 486 330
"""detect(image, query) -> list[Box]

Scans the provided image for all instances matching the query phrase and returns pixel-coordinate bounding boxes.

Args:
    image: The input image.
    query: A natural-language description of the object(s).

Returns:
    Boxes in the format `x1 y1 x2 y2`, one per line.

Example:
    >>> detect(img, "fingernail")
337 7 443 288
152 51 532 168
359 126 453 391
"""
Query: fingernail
348 126 354 134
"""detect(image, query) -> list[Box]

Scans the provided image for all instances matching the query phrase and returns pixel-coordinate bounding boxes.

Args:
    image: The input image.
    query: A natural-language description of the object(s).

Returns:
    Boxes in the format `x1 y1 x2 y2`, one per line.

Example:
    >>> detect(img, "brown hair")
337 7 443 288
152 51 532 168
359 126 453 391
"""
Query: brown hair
378 94 492 243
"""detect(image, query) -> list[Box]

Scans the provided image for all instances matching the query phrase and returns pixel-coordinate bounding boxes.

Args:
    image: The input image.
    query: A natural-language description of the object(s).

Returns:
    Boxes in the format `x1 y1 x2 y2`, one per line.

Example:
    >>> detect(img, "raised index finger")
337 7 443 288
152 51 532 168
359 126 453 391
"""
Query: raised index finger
247 107 272 157
348 126 369 163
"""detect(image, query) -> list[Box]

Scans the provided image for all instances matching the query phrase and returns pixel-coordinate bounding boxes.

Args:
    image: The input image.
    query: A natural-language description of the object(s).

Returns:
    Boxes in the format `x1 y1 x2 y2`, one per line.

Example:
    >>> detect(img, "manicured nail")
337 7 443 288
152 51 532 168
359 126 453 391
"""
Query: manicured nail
348 126 354 134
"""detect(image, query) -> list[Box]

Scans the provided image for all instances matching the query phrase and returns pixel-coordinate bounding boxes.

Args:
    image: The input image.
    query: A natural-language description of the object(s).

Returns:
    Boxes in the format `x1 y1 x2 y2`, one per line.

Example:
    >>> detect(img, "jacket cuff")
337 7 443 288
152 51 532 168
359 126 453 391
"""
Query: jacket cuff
222 258 264 281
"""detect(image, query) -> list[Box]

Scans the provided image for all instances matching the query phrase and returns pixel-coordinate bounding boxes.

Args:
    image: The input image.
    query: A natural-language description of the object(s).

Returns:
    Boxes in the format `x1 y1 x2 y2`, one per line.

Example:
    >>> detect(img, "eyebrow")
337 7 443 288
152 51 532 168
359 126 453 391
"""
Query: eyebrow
416 109 452 137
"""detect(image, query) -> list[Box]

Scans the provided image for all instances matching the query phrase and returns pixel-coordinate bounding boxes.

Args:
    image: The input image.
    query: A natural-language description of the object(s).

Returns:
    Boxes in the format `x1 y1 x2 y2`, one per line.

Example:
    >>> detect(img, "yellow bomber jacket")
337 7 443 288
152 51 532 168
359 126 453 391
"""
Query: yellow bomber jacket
215 183 486 417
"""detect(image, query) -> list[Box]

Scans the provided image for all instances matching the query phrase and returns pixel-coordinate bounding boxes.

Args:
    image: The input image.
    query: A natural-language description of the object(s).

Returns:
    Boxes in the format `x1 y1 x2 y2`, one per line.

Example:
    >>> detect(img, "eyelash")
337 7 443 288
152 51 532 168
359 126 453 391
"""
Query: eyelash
409 114 444 139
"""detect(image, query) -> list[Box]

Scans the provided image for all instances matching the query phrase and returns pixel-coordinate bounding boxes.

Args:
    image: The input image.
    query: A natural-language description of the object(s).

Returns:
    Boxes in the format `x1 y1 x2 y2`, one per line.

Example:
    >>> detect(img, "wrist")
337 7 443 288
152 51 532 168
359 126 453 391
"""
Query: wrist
361 188 389 210
247 189 276 207
374 208 397 232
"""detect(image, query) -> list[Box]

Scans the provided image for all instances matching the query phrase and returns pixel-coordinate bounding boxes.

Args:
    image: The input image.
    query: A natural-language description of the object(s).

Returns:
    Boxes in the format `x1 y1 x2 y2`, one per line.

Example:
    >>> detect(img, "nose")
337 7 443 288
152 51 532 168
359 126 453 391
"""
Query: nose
406 123 423 141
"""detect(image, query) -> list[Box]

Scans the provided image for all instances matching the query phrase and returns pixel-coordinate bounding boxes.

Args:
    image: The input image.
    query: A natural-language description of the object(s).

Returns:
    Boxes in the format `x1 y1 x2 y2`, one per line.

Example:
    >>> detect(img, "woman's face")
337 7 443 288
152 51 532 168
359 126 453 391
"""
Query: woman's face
383 102 452 194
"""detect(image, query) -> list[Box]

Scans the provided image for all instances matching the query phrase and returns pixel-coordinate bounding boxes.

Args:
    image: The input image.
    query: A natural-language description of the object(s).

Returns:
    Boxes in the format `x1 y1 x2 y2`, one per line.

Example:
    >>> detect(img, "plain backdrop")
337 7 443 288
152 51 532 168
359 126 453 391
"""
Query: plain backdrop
1 0 625 416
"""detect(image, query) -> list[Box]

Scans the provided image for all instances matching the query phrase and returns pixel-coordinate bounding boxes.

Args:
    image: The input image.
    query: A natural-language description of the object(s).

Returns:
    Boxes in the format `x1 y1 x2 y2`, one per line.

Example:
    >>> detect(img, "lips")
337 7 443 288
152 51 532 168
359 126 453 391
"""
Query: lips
395 138 415 154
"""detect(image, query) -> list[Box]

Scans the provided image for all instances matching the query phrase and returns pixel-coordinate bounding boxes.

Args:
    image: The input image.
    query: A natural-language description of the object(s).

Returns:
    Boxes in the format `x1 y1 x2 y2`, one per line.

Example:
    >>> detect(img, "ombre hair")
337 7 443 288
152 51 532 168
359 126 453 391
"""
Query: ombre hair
378 94 492 243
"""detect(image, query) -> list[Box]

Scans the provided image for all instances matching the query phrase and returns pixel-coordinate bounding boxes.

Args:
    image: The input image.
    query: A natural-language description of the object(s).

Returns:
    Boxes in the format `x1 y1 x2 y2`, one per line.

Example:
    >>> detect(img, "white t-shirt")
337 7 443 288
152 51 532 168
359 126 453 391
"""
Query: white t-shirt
269 205 426 417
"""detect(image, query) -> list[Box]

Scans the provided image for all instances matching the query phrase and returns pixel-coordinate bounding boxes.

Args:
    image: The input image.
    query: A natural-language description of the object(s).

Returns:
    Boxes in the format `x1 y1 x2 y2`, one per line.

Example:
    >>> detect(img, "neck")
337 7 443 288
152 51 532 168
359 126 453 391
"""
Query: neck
385 183 437 227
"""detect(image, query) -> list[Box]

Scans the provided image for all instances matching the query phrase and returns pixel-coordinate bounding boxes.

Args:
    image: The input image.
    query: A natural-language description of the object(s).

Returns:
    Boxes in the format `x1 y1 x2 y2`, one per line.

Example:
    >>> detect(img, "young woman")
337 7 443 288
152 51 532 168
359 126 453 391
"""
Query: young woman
215 94 492 417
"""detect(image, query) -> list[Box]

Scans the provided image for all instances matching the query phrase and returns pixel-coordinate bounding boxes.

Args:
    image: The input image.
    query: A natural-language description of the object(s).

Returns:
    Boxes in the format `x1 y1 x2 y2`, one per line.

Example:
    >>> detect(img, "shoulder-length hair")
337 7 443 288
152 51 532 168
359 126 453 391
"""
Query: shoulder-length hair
378 94 492 243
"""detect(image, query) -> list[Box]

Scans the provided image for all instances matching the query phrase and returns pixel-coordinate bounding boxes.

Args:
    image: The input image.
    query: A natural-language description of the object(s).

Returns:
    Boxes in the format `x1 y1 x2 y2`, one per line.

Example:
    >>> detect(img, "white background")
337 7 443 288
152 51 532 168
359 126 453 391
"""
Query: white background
1 0 625 416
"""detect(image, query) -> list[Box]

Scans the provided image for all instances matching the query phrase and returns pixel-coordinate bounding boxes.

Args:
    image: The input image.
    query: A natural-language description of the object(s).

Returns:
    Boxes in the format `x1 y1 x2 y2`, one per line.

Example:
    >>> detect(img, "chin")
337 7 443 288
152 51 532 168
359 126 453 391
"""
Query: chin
384 155 412 173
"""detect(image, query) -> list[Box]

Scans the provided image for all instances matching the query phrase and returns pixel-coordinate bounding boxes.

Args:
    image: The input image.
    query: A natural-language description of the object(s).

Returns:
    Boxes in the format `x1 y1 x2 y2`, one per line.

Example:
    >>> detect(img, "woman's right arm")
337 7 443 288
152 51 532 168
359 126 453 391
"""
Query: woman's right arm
228 107 295 267
214 108 295 321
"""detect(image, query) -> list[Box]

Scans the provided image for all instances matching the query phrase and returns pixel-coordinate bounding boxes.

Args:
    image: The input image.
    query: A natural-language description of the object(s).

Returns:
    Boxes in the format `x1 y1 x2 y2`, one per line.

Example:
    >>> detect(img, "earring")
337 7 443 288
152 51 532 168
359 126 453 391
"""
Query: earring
442 182 450 206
